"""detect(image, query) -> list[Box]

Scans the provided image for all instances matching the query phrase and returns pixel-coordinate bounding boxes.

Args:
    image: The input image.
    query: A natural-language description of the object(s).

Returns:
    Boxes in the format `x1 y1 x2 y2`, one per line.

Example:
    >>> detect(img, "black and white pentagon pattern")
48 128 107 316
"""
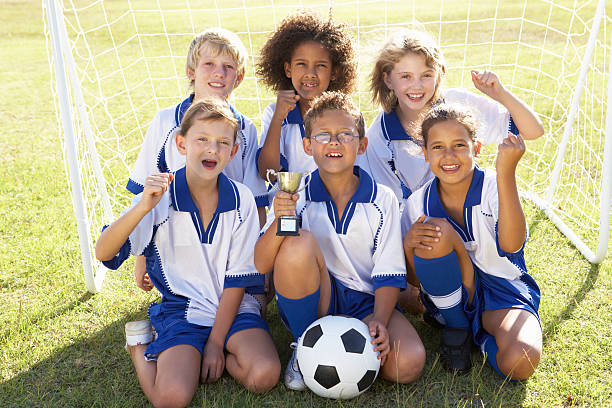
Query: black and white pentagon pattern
340 328 366 354
314 365 340 389
302 324 323 348
357 370 377 392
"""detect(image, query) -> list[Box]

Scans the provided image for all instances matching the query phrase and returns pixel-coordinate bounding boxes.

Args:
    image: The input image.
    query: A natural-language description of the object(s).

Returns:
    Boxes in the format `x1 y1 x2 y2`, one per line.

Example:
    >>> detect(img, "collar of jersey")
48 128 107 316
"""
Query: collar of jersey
305 166 377 203
170 166 239 214
174 93 244 130
381 109 421 143
424 166 485 242
282 105 306 139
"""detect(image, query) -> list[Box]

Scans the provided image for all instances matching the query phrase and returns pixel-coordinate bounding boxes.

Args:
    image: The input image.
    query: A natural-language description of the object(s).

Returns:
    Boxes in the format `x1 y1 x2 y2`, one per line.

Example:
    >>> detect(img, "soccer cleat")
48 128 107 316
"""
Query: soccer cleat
284 342 306 391
423 310 445 329
440 327 473 374
125 320 153 347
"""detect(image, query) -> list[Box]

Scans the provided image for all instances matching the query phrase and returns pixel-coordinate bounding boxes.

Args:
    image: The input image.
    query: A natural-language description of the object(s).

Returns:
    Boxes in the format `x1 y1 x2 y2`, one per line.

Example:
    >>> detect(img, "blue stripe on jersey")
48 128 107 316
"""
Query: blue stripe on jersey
126 178 144 194
424 166 485 243
224 272 264 289
508 115 518 136
372 274 407 291
169 167 240 244
306 167 378 234
385 141 411 199
381 109 420 142
283 105 306 138
100 225 132 270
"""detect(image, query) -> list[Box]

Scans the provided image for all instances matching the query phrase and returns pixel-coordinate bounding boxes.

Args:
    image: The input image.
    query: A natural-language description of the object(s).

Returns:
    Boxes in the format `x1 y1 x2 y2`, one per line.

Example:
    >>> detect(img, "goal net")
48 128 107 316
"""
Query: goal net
44 0 612 292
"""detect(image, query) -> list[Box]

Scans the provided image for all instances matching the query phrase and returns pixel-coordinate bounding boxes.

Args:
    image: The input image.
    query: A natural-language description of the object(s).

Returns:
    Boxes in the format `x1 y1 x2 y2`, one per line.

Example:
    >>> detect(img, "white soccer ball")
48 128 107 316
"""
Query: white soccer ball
296 315 381 399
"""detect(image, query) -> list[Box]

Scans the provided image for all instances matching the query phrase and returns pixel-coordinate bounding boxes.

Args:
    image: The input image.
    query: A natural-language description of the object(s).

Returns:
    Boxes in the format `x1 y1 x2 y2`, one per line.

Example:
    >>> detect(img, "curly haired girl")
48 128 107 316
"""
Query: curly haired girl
256 9 357 179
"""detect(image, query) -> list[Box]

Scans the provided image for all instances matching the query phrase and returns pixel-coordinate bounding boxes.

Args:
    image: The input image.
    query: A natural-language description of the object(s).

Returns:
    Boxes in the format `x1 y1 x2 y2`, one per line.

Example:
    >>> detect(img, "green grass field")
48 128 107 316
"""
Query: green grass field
1 0 611 407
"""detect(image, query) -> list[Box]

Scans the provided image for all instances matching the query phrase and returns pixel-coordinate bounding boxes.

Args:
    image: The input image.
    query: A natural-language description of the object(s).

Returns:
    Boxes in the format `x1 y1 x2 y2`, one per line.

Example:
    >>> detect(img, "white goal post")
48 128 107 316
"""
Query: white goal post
44 0 611 293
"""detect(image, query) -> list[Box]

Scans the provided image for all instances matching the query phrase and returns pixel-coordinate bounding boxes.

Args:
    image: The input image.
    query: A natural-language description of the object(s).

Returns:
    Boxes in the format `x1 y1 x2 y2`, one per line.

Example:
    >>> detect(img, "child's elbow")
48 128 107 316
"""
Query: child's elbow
94 240 110 262
524 121 545 140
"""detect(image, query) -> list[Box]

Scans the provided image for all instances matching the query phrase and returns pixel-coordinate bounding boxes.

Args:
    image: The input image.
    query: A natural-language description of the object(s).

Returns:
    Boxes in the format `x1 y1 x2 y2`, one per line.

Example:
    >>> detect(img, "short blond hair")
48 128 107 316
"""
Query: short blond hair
185 28 248 91
370 30 446 113
180 98 239 143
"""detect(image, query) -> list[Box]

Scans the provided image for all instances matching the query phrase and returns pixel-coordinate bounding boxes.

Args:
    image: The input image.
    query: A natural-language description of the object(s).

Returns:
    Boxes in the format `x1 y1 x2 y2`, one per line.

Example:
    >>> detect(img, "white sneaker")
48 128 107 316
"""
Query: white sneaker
284 342 306 391
125 320 153 347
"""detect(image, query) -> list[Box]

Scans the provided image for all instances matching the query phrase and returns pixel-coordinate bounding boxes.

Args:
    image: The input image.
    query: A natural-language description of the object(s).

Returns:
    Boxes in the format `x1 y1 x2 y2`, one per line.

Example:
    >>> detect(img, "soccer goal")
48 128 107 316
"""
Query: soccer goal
44 0 611 293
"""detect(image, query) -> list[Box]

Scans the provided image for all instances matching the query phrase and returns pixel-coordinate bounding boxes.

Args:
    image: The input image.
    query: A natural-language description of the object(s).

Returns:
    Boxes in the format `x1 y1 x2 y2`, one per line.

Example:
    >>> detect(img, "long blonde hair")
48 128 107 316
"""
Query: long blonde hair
370 30 446 113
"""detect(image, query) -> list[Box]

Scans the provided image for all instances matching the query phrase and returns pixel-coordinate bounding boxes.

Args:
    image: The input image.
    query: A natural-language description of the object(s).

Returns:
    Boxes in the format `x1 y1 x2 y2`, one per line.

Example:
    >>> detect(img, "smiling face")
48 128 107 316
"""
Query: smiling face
423 119 476 189
187 45 243 100
284 41 335 102
176 117 239 184
383 52 438 116
303 109 367 176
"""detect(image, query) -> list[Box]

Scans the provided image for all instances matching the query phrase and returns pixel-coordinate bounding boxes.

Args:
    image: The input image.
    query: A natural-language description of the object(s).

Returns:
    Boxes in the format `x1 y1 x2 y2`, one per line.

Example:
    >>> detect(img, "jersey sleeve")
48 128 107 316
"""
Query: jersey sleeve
127 112 166 194
444 88 512 145
224 187 265 289
241 119 269 208
371 190 407 291
100 194 163 270
258 102 289 173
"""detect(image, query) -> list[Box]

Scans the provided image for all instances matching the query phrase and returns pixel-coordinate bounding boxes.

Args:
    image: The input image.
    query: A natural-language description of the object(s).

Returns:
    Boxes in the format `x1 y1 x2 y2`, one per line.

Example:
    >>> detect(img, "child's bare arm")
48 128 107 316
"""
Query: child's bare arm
202 286 244 383
496 133 527 253
95 173 172 261
471 70 544 140
368 286 400 366
254 191 299 274
403 214 441 287
257 91 299 179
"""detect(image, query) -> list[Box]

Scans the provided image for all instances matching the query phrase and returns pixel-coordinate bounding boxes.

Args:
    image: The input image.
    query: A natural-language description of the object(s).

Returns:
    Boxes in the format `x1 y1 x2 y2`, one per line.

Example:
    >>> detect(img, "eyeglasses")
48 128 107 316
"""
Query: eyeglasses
310 131 358 144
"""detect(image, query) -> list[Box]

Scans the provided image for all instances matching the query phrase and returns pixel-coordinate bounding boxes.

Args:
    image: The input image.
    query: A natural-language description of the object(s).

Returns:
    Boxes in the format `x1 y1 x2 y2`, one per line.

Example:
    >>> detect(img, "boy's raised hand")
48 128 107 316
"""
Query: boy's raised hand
272 90 300 122
496 132 525 174
368 318 390 366
404 214 441 251
272 190 299 219
471 69 506 101
140 173 173 212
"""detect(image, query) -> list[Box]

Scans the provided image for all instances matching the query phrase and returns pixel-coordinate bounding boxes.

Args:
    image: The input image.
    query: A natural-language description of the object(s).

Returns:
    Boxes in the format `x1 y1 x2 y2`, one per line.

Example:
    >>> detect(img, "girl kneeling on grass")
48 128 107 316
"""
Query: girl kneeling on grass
402 104 542 378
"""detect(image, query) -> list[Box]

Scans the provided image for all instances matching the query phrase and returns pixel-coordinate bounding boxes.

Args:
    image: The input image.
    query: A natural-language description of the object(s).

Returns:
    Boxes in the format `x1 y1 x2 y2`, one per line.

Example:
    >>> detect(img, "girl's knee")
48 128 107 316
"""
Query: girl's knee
414 220 457 260
498 341 541 380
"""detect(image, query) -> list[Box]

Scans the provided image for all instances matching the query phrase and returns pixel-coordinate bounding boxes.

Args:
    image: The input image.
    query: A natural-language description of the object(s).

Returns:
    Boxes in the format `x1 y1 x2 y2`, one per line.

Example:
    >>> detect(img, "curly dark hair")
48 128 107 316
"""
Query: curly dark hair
256 10 357 94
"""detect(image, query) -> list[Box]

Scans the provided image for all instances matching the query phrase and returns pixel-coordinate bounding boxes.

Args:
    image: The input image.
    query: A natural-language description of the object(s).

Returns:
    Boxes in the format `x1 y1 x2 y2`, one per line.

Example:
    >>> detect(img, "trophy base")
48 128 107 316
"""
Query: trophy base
276 216 300 236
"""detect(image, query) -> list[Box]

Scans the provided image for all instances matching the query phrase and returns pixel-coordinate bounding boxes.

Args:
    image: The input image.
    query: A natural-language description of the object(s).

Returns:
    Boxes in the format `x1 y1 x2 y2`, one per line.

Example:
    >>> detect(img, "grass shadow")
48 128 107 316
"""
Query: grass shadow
542 262 600 347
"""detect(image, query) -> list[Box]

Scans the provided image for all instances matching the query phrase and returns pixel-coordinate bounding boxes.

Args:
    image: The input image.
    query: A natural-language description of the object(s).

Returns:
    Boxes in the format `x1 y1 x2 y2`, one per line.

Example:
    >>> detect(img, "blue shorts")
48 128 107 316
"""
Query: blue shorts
420 266 541 347
144 304 269 361
327 273 378 320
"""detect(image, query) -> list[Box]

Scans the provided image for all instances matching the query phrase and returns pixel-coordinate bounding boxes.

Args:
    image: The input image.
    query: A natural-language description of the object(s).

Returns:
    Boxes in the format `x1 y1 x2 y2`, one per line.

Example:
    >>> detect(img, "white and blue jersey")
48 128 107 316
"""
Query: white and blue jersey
258 103 318 175
358 88 518 211
127 94 269 208
264 167 407 294
402 166 530 280
104 168 263 327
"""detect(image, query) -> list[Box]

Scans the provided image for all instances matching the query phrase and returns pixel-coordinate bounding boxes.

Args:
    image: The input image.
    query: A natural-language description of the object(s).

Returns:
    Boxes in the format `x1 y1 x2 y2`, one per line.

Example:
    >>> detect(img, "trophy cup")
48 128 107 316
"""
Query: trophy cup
266 169 311 236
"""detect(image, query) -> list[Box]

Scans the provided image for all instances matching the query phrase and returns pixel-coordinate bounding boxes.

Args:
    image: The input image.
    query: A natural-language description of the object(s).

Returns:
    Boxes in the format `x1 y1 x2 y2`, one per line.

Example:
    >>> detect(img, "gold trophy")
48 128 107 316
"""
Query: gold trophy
266 169 311 236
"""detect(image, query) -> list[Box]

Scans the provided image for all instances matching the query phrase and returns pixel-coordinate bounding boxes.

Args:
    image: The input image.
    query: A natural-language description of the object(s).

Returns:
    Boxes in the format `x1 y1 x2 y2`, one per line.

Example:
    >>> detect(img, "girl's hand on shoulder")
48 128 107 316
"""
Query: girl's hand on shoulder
496 132 525 174
272 190 299 219
368 319 390 366
201 340 225 384
140 173 173 211
471 70 506 101
404 214 442 251
272 90 300 122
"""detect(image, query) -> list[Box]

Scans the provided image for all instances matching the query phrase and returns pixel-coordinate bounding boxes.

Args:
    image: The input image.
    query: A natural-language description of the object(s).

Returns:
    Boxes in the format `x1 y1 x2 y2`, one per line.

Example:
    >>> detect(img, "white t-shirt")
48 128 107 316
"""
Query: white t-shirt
104 169 262 326
263 167 407 294
401 166 528 281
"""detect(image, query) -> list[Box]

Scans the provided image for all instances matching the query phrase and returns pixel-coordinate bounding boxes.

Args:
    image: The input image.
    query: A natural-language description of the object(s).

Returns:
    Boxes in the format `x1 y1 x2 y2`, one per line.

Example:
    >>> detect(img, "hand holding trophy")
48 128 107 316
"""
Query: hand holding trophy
266 169 311 236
